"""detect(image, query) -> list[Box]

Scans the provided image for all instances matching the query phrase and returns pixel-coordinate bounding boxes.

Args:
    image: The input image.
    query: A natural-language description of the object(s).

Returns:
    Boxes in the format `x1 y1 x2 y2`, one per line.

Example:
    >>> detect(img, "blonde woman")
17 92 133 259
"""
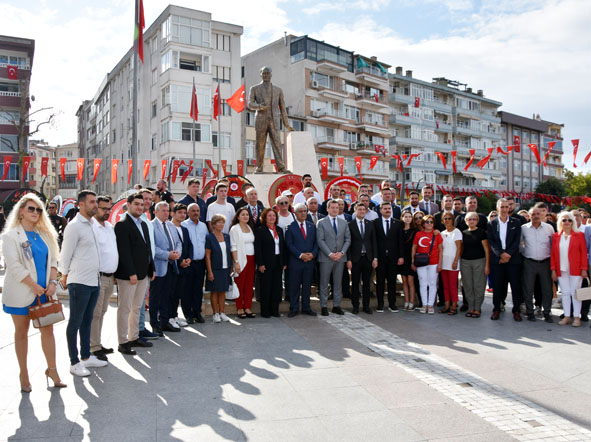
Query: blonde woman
2 194 66 392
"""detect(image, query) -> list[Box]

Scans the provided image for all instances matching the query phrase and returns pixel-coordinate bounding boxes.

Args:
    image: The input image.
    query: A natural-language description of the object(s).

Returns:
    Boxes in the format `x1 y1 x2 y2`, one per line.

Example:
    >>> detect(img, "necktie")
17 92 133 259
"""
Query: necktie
360 221 366 254
300 222 306 240
333 218 338 235
386 219 390 235
313 213 317 224
425 203 430 215
252 206 258 223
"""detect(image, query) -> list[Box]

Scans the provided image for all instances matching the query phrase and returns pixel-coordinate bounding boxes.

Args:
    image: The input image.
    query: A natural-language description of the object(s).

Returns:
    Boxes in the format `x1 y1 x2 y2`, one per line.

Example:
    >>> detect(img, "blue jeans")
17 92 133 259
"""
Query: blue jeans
66 283 100 365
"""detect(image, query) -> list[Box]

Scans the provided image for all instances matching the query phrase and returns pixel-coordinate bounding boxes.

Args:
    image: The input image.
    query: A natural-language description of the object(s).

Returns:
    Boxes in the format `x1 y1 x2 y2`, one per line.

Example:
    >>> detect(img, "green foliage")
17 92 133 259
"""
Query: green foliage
535 177 566 197
563 170 591 197
476 194 498 215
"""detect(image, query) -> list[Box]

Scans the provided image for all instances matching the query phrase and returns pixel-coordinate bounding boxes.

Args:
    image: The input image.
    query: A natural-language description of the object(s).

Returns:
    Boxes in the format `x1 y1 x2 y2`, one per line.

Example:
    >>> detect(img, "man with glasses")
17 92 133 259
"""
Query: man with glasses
47 201 67 247
90 196 119 361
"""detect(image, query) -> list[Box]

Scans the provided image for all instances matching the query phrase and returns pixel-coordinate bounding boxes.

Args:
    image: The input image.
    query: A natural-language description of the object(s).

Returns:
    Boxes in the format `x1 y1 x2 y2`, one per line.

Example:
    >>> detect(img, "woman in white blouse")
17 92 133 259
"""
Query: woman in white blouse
230 208 256 319
439 213 463 315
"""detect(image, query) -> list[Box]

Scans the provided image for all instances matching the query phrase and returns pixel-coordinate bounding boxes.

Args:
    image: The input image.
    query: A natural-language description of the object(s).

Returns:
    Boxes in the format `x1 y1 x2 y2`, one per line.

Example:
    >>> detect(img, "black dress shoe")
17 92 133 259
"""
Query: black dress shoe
139 329 159 340
186 318 195 324
513 312 523 322
261 314 271 318
527 313 536 322
130 338 153 347
271 313 280 318
287 311 298 318
101 346 114 354
544 313 554 323
581 315 589 322
490 311 500 320
162 323 181 332
321 307 329 316
118 343 137 355
152 327 164 337
92 350 108 361
363 307 372 314
303 310 317 316
352 307 359 314
460 304 469 312
332 307 345 315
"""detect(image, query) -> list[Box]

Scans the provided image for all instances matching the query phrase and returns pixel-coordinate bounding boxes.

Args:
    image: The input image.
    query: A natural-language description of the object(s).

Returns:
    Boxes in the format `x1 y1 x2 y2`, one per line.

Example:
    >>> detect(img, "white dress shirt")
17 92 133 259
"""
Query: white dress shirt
382 216 393 233
498 216 509 250
294 190 321 205
520 222 553 260
59 213 100 286
92 218 119 274
364 210 378 221
559 234 570 273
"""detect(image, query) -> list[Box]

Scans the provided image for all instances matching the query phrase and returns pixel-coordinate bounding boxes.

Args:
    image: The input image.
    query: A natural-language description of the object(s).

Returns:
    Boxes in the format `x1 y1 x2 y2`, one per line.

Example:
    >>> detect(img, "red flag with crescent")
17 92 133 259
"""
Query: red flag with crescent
6 65 17 80
161 159 167 180
190 84 199 121
337 157 344 176
406 153 420 167
181 161 194 183
513 135 521 153
477 147 494 169
584 151 591 166
127 159 133 184
320 158 328 179
22 156 32 178
1 157 10 181
59 158 66 181
221 160 228 176
236 160 244 176
202 168 208 187
111 159 119 184
527 144 541 165
369 156 378 170
464 149 476 171
435 152 446 170
41 157 49 177
76 158 84 181
572 139 580 168
170 160 180 183
450 151 457 174
226 84 245 113
143 160 151 180
206 159 219 178
414 97 420 108
92 159 101 184
354 156 362 180
391 154 402 172
543 141 555 167
213 85 220 120
497 145 514 155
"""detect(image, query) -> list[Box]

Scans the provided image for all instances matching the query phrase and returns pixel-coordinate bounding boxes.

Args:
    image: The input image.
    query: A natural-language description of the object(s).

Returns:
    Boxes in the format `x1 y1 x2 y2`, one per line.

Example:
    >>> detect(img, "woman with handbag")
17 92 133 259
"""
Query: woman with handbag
551 211 588 327
205 214 233 323
230 208 256 319
411 215 443 314
1 194 66 391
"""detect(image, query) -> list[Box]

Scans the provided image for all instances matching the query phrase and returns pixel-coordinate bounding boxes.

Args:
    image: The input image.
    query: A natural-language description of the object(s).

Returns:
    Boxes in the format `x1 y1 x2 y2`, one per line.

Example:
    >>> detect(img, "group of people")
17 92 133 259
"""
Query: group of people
2 174 589 393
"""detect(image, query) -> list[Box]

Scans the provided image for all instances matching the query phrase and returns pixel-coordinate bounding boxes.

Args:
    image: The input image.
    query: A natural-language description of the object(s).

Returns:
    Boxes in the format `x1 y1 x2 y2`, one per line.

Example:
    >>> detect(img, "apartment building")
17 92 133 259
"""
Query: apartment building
541 119 565 181
28 140 57 198
242 35 391 189
0 35 35 192
55 143 80 200
389 69 504 191
77 5 243 197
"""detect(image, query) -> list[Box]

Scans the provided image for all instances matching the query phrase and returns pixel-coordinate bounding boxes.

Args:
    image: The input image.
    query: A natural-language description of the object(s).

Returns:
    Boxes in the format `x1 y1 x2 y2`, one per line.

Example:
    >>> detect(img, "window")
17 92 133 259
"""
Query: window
310 125 335 142
532 163 538 174
213 33 231 51
220 100 231 116
172 122 210 142
514 159 521 170
213 65 231 83
151 101 157 118
150 37 158 55
344 105 360 122
290 119 305 131
0 163 19 181
161 121 170 143
344 131 360 145
151 68 158 85
0 134 18 152
0 82 19 93
112 129 116 143
245 140 255 159
212 131 231 148
152 135 156 151
310 72 335 89
162 15 210 47
0 111 19 124
162 85 210 114
246 111 255 126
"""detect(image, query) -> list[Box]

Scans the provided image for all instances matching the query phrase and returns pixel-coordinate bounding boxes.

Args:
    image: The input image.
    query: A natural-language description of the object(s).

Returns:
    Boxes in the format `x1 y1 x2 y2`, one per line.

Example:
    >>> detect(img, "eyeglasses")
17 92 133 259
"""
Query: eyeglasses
424 220 434 224
562 219 573 223
26 206 43 214
278 201 289 206
99 206 112 212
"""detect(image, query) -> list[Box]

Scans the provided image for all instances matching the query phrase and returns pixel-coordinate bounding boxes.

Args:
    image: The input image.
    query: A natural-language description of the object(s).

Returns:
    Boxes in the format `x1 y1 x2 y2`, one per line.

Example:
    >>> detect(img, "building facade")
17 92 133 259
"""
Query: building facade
77 5 243 198
55 143 80 200
541 119 565 181
0 35 34 192
242 35 391 190
389 70 504 192
28 140 57 198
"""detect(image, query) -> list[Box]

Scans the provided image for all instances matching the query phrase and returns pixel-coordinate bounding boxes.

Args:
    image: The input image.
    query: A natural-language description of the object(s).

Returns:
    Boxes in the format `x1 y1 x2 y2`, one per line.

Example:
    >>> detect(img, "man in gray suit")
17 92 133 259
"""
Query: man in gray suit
248 66 293 173
419 185 439 216
317 199 351 316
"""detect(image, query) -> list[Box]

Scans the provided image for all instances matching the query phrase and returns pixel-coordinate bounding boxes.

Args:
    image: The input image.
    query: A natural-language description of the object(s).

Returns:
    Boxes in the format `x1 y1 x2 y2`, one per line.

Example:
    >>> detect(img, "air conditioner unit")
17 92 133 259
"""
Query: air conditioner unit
312 110 320 118
311 80 319 88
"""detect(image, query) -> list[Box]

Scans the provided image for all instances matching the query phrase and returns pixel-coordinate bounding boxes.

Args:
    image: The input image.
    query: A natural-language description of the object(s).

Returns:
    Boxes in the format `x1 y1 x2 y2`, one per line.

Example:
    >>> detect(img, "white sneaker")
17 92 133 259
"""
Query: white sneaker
213 313 221 323
219 313 230 322
82 355 108 368
169 318 181 329
70 362 91 377
419 306 427 314
176 317 188 327
403 302 410 310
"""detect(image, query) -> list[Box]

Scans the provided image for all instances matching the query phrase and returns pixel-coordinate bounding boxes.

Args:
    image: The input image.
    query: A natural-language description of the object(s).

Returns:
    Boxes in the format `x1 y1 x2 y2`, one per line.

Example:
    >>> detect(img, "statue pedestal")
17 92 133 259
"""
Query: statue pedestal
245 131 323 206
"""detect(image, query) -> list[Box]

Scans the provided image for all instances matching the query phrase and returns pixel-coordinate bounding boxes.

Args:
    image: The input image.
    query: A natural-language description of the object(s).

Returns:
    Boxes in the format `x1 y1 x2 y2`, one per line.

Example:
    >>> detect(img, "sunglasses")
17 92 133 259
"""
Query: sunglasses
562 219 573 223
26 206 43 214
424 220 434 224
278 201 289 206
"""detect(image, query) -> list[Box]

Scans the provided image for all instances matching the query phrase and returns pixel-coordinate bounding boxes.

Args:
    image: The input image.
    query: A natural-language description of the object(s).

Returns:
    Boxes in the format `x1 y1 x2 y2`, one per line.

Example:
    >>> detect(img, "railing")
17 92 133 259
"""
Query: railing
311 108 348 119
363 115 386 126
356 66 388 79
0 91 20 97
0 63 30 70
310 81 345 94
356 91 385 103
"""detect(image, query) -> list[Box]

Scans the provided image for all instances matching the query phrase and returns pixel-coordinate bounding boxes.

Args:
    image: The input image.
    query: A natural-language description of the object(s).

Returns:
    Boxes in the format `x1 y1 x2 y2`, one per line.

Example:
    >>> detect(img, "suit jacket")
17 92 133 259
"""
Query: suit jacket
319 199 349 216
487 216 522 264
374 204 402 220
316 216 351 263
248 81 290 131
235 201 266 227
454 212 487 232
306 211 325 225
551 231 588 277
347 218 377 263
254 225 285 269
373 217 404 261
172 224 193 274
152 219 182 277
402 205 422 215
285 220 318 263
205 232 232 270
419 200 439 216
340 213 352 222
115 215 154 280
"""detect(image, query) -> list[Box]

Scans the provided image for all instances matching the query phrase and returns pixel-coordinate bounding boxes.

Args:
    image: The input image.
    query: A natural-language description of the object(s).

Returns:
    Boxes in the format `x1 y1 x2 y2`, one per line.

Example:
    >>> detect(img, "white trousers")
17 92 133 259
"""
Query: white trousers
558 275 583 318
417 264 438 306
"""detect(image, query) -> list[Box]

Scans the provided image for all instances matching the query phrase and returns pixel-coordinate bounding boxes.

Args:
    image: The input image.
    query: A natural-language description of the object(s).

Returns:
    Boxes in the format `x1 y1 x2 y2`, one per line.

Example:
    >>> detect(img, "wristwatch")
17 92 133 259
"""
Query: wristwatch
49 279 59 286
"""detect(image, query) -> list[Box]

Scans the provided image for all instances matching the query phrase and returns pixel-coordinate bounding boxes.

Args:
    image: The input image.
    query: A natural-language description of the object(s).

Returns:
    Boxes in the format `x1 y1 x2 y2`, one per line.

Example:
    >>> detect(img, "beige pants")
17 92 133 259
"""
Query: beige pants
90 275 115 352
116 277 149 344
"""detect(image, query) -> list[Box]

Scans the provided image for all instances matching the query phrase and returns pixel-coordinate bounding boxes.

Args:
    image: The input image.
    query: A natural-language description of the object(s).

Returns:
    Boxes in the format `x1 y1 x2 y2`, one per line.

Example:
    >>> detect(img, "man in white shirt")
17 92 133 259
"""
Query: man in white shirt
293 174 321 205
358 195 378 221
90 196 119 362
403 191 421 214
371 179 392 205
60 190 107 377
206 183 236 234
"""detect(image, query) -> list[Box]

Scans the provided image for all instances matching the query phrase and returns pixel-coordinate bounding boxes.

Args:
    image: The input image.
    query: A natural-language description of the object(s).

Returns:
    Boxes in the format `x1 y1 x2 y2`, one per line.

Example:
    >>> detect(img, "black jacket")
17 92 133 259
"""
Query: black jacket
173 224 193 274
254 225 285 269
454 212 487 232
236 200 266 227
114 215 154 280
487 216 522 264
347 218 377 262
373 217 404 261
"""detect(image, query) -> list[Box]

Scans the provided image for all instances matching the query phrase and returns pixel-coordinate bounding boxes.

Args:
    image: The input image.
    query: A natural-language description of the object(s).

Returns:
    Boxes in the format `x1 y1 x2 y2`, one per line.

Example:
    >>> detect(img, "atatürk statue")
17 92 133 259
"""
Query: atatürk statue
248 66 293 174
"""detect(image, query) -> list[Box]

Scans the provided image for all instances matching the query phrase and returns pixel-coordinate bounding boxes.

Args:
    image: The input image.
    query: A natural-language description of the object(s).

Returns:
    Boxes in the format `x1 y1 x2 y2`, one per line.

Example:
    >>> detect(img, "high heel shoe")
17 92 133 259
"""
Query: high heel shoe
45 368 67 388
19 373 32 393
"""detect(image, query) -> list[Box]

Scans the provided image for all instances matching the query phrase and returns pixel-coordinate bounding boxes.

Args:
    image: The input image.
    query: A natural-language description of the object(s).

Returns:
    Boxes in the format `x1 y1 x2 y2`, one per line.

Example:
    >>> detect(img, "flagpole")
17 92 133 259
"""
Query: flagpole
217 81 222 178
192 77 196 178
131 0 139 188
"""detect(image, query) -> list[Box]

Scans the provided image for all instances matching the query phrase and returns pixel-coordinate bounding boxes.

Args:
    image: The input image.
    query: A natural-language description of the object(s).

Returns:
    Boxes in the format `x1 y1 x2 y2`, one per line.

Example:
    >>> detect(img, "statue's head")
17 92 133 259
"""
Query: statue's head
260 66 272 83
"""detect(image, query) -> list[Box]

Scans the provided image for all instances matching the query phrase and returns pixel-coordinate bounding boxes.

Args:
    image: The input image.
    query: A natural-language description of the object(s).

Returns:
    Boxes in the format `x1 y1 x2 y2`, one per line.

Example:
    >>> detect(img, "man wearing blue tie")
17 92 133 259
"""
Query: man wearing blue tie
151 202 182 335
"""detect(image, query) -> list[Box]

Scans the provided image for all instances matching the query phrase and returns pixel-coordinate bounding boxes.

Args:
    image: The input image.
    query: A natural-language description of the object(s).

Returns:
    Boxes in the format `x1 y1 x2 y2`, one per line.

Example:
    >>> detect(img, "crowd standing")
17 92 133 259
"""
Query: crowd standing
2 174 590 392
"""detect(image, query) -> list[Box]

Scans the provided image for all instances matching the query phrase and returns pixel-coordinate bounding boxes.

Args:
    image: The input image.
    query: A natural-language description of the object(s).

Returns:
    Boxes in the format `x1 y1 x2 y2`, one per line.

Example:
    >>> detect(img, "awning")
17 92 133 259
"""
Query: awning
469 172 487 179
435 170 452 175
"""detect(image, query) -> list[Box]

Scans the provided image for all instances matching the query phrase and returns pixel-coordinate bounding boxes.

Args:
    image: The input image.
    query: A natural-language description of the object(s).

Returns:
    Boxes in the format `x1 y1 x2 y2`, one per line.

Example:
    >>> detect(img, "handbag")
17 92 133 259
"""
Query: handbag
575 284 591 301
28 294 65 328
226 273 240 300
414 234 435 268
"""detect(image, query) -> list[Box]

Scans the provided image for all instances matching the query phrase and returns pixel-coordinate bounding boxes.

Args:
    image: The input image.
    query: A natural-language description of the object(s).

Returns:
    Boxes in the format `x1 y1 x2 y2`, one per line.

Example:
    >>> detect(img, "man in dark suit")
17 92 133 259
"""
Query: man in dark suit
320 183 348 215
374 201 404 312
403 191 422 215
285 203 319 317
347 204 378 314
507 196 527 225
115 193 155 355
374 187 401 220
236 187 265 226
454 196 488 231
170 203 193 327
419 185 439 216
488 198 523 321
306 197 325 225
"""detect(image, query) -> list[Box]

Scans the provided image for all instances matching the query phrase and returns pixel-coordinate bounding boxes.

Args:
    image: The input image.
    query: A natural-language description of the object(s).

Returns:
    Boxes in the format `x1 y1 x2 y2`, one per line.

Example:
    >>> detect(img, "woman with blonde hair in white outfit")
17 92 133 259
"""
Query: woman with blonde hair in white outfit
1 193 66 392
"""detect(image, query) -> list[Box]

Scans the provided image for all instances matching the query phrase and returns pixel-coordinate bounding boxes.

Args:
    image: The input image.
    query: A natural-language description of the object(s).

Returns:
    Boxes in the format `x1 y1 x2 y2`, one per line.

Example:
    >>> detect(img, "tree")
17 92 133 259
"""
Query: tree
563 170 591 197
535 177 566 197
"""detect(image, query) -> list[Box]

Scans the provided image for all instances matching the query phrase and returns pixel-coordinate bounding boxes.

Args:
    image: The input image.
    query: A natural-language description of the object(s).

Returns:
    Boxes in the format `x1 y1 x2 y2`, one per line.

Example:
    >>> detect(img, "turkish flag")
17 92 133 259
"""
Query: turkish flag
337 157 344 176
22 156 32 178
435 152 447 170
497 145 514 155
221 160 228 176
436 121 439 129
477 147 494 169
59 158 66 181
543 141 555 167
227 84 245 113
190 84 199 121
584 151 591 166
206 159 219 178
1 157 10 181
76 158 84 181
373 93 379 103
128 159 133 185
464 149 476 171
572 139 580 168
450 151 458 174
236 160 244 176
406 153 420 167
213 85 220 120
111 159 119 184
513 135 521 153
6 65 17 80
92 159 101 184
161 159 167 180
320 157 328 179
181 161 194 183
391 154 402 172
41 157 49 177
202 168 208 187
170 160 180 183
414 97 420 108
527 144 541 165
143 160 151 180
354 156 362 180
369 156 378 170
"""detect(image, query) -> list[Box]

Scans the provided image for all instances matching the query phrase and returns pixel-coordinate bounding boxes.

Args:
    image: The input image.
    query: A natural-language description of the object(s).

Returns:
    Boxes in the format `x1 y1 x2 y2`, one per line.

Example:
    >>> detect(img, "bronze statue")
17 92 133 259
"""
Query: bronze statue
248 66 293 173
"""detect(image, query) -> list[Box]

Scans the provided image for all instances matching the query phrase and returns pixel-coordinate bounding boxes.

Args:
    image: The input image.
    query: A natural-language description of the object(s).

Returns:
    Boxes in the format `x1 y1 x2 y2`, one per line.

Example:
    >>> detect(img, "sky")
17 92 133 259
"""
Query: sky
2 0 590 171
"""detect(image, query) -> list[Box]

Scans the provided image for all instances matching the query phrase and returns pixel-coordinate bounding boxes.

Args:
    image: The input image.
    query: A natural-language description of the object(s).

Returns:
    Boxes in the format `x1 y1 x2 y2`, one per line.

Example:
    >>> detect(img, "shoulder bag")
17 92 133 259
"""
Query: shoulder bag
28 294 65 328
414 234 435 268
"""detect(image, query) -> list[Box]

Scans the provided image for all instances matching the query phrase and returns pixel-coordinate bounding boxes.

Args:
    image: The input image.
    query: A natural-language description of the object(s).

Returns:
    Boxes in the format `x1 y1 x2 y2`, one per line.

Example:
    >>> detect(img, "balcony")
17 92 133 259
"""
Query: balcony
311 81 349 100
391 112 415 125
390 92 415 106
355 66 389 86
316 59 348 74
310 108 352 125
355 91 390 111
455 124 483 138
391 135 451 151
358 116 390 136
314 136 349 151
428 97 452 113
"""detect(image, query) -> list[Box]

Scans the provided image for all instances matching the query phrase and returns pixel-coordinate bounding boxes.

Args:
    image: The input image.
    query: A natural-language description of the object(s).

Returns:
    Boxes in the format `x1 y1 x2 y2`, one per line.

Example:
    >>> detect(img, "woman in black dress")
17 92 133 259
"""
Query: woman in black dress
399 210 417 311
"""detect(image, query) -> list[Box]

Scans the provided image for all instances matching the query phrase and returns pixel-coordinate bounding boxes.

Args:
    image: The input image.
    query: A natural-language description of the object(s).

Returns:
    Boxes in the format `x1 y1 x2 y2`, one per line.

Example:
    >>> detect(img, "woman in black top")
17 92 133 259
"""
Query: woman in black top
399 210 417 311
460 212 490 318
